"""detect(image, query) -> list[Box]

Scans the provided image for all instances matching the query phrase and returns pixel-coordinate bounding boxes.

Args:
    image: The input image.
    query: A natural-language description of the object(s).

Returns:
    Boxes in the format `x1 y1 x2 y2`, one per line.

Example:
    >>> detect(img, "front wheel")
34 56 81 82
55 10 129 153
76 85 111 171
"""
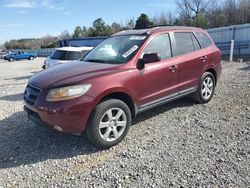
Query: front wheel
8 57 14 62
86 99 131 149
192 72 215 103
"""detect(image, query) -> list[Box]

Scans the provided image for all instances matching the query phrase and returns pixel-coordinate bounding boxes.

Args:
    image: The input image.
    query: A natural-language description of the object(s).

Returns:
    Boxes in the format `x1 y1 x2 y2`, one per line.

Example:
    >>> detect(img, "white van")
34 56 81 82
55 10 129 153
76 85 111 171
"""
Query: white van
43 46 93 69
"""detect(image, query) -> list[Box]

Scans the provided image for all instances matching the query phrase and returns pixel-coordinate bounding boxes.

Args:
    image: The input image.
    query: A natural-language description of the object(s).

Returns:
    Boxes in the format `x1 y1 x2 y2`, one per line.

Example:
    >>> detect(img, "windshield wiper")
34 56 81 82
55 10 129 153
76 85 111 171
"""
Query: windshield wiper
85 59 107 63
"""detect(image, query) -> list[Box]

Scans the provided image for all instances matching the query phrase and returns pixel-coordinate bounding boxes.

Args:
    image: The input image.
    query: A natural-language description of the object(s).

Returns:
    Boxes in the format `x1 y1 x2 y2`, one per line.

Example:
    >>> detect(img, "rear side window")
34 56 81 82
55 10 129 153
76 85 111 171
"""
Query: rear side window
174 32 196 56
195 32 212 48
144 33 172 60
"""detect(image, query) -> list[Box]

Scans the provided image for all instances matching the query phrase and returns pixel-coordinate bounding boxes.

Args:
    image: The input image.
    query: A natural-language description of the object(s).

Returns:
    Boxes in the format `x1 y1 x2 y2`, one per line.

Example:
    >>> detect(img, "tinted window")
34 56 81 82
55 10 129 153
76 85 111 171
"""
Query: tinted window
195 32 212 48
51 50 81 60
144 34 172 60
174 32 195 56
191 33 201 50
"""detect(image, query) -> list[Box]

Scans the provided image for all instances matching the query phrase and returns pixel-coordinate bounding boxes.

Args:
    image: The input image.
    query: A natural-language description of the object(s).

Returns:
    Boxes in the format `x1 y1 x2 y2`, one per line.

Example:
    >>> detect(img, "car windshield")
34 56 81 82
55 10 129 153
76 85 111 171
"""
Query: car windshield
51 50 81 60
84 35 146 64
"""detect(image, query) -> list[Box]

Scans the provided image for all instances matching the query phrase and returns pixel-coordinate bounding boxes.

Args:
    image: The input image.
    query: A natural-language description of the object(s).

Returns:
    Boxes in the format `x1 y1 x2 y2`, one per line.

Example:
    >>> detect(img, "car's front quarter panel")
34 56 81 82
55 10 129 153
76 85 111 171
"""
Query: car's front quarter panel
85 68 139 108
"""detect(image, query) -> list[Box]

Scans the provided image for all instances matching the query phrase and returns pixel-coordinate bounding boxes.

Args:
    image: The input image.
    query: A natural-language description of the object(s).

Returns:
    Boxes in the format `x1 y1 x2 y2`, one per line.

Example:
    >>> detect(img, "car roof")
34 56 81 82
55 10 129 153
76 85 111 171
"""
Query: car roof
55 46 93 52
112 26 204 36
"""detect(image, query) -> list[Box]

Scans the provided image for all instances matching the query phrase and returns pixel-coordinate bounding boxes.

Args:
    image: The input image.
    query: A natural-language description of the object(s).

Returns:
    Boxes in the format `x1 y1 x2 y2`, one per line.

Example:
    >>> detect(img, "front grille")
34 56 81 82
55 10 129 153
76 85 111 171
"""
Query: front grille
24 84 41 106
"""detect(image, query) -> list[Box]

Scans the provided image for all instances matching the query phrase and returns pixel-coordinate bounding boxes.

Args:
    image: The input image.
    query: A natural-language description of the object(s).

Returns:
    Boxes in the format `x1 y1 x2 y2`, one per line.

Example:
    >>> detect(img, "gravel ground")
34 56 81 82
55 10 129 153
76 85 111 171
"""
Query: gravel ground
0 58 249 187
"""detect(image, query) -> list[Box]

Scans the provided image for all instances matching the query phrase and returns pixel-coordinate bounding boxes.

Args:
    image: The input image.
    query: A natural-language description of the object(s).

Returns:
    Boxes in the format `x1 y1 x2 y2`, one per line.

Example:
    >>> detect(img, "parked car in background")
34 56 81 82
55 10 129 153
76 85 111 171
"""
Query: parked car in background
5 51 37 62
0 52 7 59
24 26 221 149
42 46 93 69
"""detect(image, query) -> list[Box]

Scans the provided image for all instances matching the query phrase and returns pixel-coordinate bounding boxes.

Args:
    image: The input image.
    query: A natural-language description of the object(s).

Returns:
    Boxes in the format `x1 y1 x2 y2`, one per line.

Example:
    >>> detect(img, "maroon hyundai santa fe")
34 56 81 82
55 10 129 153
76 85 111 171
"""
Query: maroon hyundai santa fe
24 26 221 148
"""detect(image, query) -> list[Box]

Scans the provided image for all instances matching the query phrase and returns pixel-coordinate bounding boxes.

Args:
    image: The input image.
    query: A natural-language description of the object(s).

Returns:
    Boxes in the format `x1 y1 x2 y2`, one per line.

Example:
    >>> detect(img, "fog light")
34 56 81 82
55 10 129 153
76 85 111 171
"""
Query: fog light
53 125 63 132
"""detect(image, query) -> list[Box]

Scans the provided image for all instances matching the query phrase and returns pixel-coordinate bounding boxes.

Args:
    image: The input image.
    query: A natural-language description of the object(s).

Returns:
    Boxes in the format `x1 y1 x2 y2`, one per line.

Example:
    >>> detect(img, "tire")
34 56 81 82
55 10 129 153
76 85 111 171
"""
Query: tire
8 58 14 62
29 56 34 60
86 99 131 149
192 72 215 103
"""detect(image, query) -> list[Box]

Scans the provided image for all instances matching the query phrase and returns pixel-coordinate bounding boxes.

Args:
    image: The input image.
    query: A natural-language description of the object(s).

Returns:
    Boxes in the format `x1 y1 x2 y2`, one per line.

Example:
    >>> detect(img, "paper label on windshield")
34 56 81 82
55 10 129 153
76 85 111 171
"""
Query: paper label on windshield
130 36 146 40
122 45 138 58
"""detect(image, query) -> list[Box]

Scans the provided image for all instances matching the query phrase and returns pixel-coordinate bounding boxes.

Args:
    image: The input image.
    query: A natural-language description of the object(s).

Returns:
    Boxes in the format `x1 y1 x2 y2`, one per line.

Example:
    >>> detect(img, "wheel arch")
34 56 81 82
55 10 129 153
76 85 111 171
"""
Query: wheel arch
95 91 137 119
205 68 217 85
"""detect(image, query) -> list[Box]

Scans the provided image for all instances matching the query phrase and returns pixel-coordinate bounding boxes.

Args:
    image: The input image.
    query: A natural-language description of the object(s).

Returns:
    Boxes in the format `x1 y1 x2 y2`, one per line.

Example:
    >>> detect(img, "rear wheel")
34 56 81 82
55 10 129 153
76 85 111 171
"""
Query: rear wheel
192 72 215 103
29 56 34 60
86 99 131 149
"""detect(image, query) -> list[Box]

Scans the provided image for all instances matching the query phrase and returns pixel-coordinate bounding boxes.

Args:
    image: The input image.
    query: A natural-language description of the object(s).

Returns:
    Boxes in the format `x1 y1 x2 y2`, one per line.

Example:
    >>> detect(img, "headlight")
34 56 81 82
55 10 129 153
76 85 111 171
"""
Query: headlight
46 84 91 101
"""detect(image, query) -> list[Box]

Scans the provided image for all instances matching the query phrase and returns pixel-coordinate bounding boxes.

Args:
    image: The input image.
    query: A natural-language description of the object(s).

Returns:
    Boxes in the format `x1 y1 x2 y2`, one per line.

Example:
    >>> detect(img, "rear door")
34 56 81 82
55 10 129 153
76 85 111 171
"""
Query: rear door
172 32 206 91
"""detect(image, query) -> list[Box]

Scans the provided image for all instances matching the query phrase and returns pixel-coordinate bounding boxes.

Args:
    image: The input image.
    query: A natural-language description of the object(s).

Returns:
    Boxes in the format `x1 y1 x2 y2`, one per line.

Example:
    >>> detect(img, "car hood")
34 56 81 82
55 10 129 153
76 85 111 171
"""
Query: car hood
47 57 77 65
29 61 121 89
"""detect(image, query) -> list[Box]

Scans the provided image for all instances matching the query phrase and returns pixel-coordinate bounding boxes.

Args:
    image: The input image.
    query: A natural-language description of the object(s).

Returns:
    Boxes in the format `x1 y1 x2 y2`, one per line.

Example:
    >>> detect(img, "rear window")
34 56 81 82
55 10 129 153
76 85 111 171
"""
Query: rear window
174 32 195 56
51 50 81 60
195 32 212 48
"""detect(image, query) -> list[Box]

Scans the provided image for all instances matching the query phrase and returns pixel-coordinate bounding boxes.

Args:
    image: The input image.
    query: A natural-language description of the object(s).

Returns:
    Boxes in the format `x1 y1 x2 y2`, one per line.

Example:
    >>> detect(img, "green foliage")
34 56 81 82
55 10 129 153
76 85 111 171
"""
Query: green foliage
4 36 58 50
89 18 113 36
191 14 209 28
72 26 83 38
135 13 154 29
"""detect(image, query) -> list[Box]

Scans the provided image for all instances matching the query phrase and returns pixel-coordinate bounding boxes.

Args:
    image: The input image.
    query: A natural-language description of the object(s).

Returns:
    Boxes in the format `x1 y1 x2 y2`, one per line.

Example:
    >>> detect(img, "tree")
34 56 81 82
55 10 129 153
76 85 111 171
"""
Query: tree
89 18 113 36
135 13 154 29
188 0 208 16
59 30 70 40
72 26 83 38
176 0 193 25
111 22 122 33
176 0 208 26
126 19 135 29
191 13 209 28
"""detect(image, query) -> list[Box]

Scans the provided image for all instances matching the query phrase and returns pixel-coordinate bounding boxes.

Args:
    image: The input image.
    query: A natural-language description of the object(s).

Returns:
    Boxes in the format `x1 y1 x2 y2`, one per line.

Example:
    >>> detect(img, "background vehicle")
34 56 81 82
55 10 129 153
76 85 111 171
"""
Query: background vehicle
5 51 37 62
24 26 221 149
43 46 93 69
0 52 7 59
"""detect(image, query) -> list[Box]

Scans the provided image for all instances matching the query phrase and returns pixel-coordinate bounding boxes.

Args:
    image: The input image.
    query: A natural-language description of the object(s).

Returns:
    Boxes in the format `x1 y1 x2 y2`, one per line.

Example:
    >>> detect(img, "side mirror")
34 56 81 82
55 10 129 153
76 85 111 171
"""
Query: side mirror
142 53 161 64
137 53 161 70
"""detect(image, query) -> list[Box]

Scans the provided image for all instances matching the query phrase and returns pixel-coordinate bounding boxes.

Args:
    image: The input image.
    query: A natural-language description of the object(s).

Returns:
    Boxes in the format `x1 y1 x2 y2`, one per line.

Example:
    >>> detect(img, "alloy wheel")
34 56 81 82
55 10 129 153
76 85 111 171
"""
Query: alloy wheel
201 77 214 100
99 108 127 142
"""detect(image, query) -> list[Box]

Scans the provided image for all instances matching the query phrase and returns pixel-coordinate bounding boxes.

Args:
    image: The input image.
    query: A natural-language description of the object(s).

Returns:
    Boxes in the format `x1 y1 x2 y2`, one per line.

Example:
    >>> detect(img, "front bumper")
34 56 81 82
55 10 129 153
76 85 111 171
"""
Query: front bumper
24 95 95 134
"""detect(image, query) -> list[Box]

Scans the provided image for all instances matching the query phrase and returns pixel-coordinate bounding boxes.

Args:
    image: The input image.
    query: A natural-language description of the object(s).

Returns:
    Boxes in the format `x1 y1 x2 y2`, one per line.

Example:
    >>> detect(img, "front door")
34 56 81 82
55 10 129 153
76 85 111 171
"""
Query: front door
137 33 179 107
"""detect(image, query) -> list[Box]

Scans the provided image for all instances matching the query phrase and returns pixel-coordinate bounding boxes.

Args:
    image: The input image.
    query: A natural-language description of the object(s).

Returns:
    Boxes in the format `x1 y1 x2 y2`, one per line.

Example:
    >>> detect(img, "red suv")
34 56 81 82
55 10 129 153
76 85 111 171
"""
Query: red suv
24 26 221 148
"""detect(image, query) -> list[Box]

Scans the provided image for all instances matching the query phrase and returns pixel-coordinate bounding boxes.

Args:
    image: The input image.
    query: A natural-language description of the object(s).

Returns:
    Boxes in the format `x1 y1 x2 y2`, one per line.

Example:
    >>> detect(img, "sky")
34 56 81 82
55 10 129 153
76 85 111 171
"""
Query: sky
0 0 177 44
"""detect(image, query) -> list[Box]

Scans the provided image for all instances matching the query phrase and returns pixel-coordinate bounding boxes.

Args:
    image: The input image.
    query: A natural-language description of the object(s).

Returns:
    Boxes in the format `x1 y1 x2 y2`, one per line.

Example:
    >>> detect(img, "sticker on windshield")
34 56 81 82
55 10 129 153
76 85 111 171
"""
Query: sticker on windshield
122 45 138 58
130 36 146 40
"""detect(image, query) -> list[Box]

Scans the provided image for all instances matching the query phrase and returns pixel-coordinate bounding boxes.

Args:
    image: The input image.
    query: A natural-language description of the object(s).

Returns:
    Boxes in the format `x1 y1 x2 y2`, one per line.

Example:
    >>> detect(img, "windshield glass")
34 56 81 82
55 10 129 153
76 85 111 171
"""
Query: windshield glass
51 50 81 60
84 35 146 64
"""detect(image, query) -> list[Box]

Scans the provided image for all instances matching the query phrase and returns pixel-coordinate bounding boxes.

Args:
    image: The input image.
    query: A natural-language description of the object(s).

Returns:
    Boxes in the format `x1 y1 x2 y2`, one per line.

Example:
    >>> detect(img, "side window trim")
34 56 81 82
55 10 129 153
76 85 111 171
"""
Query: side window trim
194 32 212 49
191 32 202 50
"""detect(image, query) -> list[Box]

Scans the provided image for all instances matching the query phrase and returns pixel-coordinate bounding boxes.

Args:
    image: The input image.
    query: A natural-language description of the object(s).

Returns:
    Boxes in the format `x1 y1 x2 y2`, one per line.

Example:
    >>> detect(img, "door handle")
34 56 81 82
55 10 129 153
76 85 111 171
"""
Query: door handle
169 65 178 72
200 56 207 62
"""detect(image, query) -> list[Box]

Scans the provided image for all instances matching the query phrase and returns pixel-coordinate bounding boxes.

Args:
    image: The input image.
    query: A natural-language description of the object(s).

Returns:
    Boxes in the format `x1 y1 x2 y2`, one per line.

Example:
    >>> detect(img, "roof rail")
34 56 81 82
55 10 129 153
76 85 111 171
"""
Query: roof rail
133 24 174 30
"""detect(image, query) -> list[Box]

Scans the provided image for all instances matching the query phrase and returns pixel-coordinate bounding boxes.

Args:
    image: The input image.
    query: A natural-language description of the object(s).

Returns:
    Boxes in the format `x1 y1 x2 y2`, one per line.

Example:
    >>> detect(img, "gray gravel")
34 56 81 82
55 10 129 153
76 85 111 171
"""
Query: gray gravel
0 58 249 187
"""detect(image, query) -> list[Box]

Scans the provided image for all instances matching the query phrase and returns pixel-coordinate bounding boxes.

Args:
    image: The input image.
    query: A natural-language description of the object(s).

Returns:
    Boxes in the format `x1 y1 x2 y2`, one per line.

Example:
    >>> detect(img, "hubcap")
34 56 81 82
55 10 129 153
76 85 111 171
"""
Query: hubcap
201 77 213 100
99 108 127 142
